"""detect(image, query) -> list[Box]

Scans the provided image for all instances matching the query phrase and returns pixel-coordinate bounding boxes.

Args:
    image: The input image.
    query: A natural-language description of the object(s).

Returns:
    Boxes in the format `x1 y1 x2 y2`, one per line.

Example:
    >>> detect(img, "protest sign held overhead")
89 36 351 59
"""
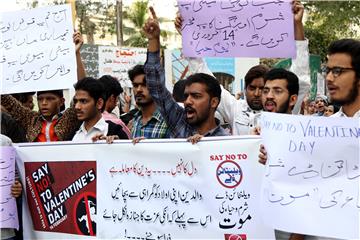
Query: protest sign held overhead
0 4 76 94
178 0 296 58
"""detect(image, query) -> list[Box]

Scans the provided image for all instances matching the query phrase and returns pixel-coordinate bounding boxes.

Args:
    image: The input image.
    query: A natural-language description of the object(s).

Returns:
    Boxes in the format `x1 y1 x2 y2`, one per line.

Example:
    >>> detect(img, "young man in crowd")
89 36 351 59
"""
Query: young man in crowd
99 75 131 138
258 38 360 240
72 77 129 141
326 38 360 118
0 31 86 142
143 8 229 139
128 64 170 139
175 0 310 135
257 68 304 240
261 68 299 114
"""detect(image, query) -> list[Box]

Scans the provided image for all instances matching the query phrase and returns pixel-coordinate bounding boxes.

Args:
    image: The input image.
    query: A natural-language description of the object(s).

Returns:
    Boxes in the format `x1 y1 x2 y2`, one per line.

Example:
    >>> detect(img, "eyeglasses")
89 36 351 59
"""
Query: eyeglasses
323 66 355 78
262 87 288 96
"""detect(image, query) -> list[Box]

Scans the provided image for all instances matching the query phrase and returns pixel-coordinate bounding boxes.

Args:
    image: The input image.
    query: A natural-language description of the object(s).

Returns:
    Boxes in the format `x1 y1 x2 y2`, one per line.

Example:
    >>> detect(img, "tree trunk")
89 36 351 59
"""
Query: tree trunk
116 0 123 46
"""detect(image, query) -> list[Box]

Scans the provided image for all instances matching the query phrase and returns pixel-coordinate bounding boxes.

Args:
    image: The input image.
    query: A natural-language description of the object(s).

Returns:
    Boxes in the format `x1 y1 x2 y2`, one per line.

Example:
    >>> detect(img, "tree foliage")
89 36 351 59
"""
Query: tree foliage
122 0 172 48
122 0 149 47
75 1 116 44
304 1 360 60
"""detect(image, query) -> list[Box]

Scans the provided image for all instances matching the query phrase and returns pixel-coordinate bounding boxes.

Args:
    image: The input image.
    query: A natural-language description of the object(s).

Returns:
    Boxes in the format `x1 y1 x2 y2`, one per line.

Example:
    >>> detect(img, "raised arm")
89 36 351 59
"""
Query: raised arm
175 13 237 125
144 7 188 137
73 30 86 81
0 95 37 132
291 0 310 114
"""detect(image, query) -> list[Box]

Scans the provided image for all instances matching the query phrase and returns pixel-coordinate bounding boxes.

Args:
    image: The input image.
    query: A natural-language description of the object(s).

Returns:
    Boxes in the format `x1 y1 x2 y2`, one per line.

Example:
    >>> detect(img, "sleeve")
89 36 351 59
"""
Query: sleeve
186 57 237 125
187 57 216 78
106 121 129 140
1 113 27 143
290 40 311 115
144 51 188 137
0 95 38 132
56 105 81 141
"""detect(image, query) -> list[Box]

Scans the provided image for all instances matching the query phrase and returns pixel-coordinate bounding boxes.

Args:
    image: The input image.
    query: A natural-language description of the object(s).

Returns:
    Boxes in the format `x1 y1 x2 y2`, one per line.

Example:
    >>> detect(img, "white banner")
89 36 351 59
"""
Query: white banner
15 137 274 239
0 4 76 94
98 46 146 88
260 112 360 239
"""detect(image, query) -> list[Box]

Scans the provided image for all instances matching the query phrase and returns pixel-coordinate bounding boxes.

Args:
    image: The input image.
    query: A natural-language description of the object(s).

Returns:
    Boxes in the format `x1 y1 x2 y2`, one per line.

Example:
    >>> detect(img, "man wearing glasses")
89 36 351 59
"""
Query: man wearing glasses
325 39 360 118
262 68 300 114
259 39 360 240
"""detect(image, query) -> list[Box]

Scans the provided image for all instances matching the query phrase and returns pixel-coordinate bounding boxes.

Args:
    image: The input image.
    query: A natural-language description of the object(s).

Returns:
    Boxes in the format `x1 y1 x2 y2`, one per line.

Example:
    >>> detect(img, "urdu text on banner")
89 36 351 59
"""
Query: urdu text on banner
0 4 76 94
0 146 19 229
260 112 360 239
178 0 296 58
15 137 275 239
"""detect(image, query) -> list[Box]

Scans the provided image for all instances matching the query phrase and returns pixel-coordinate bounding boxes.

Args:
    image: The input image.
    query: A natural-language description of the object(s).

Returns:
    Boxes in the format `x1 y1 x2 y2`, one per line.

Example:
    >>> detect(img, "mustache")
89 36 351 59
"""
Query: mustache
185 106 195 113
265 100 276 105
135 94 145 98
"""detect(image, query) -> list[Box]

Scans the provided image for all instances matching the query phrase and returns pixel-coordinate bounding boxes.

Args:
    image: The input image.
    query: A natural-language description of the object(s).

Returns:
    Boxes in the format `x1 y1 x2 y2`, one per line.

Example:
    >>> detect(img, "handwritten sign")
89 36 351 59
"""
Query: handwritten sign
0 146 18 229
260 112 360 239
15 137 275 239
80 44 99 78
0 4 76 94
98 46 147 88
178 0 295 58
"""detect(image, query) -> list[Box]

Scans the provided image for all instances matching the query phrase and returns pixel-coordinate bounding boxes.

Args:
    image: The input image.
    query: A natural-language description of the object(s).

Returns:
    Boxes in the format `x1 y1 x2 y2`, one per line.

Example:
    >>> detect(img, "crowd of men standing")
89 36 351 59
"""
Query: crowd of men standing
1 0 359 239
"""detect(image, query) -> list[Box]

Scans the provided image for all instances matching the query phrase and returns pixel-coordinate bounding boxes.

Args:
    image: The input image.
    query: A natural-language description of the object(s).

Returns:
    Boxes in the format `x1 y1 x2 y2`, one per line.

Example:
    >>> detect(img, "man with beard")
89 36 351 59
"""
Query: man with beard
258 68 300 164
262 68 299 114
258 68 305 240
143 8 229 138
128 64 170 138
258 39 360 240
326 39 360 118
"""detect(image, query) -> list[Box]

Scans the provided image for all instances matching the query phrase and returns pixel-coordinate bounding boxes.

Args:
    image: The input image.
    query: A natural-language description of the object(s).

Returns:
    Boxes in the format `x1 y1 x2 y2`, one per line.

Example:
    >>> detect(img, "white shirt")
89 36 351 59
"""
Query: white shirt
187 40 311 135
72 117 109 142
332 108 360 118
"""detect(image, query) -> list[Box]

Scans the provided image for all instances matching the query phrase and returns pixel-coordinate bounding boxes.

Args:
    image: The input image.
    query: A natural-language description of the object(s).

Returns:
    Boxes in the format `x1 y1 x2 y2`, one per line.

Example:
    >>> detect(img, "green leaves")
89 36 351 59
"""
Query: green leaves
304 1 360 60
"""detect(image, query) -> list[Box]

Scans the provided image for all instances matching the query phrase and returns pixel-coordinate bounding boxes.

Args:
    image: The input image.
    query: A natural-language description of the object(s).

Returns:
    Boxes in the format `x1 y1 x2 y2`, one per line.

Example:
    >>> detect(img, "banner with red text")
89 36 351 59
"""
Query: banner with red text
16 137 274 239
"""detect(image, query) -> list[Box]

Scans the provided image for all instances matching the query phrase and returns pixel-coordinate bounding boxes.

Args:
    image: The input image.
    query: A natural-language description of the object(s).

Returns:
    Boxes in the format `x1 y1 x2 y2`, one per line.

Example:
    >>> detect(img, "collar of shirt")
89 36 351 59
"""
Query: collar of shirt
332 108 360 118
74 117 108 141
134 108 163 124
243 100 261 115
40 112 63 122
196 119 230 137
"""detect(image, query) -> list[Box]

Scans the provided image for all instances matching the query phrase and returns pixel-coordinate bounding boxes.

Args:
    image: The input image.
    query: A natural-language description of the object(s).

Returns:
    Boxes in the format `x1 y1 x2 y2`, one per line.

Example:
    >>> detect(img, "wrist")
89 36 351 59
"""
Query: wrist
148 38 160 52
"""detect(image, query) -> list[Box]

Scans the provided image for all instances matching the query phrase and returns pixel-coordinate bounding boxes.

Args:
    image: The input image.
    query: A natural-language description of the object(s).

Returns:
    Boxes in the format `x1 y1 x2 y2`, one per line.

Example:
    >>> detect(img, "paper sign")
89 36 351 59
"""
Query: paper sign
0 4 76 94
178 0 295 58
80 44 99 78
0 146 19 229
98 46 146 87
260 112 360 239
